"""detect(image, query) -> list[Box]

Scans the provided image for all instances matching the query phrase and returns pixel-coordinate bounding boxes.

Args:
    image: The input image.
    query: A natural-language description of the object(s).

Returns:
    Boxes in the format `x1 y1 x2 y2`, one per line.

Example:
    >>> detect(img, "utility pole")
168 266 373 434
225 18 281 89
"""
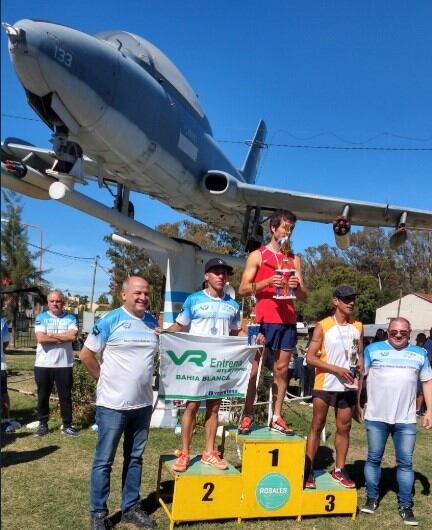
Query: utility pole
89 255 100 312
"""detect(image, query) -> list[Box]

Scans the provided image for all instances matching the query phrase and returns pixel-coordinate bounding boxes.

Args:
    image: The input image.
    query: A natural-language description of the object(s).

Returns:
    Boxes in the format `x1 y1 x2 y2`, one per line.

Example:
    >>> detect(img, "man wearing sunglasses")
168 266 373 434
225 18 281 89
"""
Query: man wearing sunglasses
304 285 363 490
360 317 432 526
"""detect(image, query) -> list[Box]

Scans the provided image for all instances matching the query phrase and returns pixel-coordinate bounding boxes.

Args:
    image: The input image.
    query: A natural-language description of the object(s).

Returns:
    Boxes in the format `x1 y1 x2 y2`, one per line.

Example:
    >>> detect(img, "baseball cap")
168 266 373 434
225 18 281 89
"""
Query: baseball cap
204 258 233 273
333 285 357 298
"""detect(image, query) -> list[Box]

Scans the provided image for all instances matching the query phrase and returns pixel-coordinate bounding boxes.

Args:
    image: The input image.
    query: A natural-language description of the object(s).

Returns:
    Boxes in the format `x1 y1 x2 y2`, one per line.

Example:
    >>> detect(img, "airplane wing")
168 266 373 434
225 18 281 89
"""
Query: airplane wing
206 178 432 230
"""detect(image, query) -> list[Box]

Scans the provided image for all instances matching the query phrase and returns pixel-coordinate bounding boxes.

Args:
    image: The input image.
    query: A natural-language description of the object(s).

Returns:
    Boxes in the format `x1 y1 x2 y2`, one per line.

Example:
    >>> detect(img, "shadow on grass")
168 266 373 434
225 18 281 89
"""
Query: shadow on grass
1 431 34 449
1 444 59 467
347 459 430 500
7 405 36 427
107 481 173 525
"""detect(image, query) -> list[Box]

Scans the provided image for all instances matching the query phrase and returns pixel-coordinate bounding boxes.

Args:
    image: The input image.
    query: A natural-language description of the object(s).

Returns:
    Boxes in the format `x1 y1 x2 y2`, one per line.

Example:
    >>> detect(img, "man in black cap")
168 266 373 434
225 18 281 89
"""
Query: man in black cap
167 257 243 472
304 285 364 489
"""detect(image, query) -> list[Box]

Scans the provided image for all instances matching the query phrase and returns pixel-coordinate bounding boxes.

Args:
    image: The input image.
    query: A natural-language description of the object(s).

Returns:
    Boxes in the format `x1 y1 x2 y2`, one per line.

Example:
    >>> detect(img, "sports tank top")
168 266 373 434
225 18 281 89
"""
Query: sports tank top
254 246 296 324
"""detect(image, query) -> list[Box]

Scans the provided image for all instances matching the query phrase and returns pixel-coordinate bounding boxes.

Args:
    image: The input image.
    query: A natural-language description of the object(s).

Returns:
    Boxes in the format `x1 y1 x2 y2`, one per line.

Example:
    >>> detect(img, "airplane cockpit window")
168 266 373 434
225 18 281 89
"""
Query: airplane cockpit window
96 31 204 118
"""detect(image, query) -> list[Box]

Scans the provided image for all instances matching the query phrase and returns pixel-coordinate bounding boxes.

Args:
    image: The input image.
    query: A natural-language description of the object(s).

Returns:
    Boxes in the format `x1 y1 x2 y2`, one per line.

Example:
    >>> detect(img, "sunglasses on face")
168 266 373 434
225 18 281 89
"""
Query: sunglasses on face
389 330 409 337
339 296 356 304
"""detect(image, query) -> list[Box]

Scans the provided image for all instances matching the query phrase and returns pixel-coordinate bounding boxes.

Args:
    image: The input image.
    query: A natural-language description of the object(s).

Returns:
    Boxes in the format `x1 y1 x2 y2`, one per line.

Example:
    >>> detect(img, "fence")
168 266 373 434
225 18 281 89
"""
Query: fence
10 313 83 349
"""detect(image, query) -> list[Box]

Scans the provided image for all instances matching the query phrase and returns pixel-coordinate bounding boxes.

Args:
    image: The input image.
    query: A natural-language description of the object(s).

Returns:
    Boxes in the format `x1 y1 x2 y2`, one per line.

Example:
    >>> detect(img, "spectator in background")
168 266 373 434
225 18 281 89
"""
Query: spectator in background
299 326 316 405
372 328 387 343
1 316 11 427
415 333 427 417
34 290 79 437
423 328 432 363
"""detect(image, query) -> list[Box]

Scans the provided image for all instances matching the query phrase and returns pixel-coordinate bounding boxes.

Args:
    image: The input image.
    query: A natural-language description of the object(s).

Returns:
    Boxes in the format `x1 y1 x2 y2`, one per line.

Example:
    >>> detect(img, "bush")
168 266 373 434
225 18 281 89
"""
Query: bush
71 360 96 426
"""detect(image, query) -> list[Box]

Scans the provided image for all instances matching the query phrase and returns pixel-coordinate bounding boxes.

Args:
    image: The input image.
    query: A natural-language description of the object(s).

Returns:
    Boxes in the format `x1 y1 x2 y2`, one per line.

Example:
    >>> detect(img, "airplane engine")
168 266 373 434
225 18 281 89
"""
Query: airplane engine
201 171 239 207
332 205 351 249
389 212 408 249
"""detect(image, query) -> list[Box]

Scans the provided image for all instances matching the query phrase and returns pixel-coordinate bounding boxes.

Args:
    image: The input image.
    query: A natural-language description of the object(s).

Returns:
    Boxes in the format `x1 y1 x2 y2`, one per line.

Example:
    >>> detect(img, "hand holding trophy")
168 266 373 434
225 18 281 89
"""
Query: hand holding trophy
273 228 296 299
345 338 359 390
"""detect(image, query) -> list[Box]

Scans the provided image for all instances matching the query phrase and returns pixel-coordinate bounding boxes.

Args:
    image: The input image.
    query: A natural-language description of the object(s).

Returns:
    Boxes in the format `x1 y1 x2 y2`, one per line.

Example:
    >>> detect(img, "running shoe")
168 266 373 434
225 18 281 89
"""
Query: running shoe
269 416 294 435
238 415 253 435
201 450 228 470
172 450 190 472
304 472 316 489
330 468 355 488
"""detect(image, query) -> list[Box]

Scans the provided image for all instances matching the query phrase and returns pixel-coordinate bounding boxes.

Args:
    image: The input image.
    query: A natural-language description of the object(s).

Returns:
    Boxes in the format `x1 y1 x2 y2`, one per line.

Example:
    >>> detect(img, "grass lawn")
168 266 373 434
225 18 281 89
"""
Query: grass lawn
1 353 431 530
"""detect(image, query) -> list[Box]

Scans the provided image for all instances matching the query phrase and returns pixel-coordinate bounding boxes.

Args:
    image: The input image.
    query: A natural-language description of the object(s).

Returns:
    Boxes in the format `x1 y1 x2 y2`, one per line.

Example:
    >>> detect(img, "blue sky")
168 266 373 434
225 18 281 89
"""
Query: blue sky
1 1 431 299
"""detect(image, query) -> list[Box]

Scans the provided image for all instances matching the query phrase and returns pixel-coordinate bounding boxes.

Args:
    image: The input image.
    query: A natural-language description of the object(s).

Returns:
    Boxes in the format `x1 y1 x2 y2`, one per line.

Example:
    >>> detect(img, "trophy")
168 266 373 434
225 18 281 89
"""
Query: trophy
345 338 359 389
247 309 261 346
273 232 296 299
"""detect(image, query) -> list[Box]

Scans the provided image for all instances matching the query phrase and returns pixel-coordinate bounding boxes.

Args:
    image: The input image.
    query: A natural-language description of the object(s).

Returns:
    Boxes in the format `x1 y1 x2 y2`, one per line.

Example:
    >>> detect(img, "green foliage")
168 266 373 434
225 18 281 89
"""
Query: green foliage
70 360 97 426
103 235 165 313
1 192 49 334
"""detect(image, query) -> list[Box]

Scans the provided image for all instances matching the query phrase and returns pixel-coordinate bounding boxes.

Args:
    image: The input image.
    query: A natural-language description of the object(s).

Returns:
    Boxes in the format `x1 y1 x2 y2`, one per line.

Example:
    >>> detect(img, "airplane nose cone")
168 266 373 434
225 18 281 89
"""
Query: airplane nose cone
5 19 51 97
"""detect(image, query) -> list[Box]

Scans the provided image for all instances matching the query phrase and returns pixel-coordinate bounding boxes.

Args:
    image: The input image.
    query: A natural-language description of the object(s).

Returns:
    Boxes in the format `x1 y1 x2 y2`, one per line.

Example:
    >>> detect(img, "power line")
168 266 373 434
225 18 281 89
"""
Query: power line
2 113 431 151
2 112 40 122
218 140 432 151
27 242 95 261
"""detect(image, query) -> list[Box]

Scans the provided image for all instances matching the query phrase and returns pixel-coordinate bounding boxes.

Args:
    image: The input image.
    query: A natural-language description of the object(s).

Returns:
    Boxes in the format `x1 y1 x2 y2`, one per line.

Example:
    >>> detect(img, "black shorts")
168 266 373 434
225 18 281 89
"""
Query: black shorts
312 389 356 409
1 370 7 395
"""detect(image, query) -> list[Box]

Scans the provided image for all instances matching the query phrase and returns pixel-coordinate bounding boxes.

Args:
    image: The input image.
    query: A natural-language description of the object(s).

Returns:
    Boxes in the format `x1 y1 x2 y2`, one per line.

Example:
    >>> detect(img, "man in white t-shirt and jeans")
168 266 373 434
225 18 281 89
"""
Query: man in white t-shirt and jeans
360 317 432 526
34 290 79 437
80 276 159 530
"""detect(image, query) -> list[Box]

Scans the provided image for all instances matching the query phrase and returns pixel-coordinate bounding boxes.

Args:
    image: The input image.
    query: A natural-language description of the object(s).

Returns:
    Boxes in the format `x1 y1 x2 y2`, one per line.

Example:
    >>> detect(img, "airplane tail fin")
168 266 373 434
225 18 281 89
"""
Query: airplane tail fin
240 120 267 184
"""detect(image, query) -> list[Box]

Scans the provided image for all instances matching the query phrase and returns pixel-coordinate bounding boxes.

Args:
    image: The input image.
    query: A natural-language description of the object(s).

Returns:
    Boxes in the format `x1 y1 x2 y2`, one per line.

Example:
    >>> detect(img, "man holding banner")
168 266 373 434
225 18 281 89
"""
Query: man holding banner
164 258 245 472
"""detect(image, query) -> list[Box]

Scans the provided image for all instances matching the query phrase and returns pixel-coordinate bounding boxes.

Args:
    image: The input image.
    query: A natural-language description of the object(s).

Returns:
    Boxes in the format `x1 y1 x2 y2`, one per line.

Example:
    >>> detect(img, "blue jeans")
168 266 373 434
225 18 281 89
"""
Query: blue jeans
90 405 152 516
364 420 416 508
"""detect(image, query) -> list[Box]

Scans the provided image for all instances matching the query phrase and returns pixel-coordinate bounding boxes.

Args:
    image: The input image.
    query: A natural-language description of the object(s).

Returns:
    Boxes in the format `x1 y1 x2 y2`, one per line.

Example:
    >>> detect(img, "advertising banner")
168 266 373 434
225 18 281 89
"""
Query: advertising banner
159 332 258 400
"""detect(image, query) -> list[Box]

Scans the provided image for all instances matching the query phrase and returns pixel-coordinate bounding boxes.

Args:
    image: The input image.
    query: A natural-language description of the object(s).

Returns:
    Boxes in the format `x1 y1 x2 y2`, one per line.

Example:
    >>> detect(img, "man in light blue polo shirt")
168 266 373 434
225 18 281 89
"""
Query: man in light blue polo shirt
80 276 159 530
34 290 78 437
360 317 432 526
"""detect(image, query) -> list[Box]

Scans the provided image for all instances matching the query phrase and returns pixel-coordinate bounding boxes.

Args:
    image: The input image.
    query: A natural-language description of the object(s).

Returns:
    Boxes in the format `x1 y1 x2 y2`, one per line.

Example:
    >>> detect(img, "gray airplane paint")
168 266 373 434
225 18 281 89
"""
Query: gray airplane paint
3 19 432 246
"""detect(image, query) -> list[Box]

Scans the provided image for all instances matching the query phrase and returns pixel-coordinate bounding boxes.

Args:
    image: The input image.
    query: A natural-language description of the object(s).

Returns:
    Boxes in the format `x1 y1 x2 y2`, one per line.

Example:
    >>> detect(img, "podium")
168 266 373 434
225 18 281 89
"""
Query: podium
157 454 242 530
156 426 357 528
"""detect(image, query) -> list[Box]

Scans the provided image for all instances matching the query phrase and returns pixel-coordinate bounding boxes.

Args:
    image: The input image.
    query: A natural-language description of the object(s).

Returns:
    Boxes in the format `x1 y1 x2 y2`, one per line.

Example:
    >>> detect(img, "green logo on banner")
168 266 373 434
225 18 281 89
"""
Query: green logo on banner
256 473 290 510
166 350 207 367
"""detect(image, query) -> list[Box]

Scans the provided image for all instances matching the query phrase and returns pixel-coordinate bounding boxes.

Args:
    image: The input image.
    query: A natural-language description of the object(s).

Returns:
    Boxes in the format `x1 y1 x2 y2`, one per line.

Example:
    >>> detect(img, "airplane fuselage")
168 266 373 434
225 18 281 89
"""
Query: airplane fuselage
8 19 246 228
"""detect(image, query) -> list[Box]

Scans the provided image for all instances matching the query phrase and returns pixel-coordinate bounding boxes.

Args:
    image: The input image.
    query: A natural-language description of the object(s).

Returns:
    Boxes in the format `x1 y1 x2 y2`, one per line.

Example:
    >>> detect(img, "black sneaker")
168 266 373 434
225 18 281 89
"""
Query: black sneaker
34 423 48 437
91 513 112 530
399 507 418 526
360 497 378 514
122 503 156 528
61 425 80 437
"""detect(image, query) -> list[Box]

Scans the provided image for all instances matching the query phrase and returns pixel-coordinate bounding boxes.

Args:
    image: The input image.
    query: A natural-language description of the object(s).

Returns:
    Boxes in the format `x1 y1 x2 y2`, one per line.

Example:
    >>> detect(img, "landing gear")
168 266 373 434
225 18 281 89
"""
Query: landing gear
114 184 135 219
242 206 263 252
50 128 83 176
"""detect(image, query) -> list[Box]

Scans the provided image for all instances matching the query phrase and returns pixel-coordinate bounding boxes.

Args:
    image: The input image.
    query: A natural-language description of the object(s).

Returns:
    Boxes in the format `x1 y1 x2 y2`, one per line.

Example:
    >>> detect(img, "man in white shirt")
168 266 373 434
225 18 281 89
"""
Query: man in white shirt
34 290 78 437
360 317 432 526
167 258 242 473
80 276 159 530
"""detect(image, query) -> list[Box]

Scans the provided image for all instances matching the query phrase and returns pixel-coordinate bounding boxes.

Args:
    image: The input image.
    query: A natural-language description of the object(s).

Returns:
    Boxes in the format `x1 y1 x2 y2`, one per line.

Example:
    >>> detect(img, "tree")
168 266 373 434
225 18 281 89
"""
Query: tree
104 221 245 315
96 293 109 305
104 236 165 313
1 191 47 341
